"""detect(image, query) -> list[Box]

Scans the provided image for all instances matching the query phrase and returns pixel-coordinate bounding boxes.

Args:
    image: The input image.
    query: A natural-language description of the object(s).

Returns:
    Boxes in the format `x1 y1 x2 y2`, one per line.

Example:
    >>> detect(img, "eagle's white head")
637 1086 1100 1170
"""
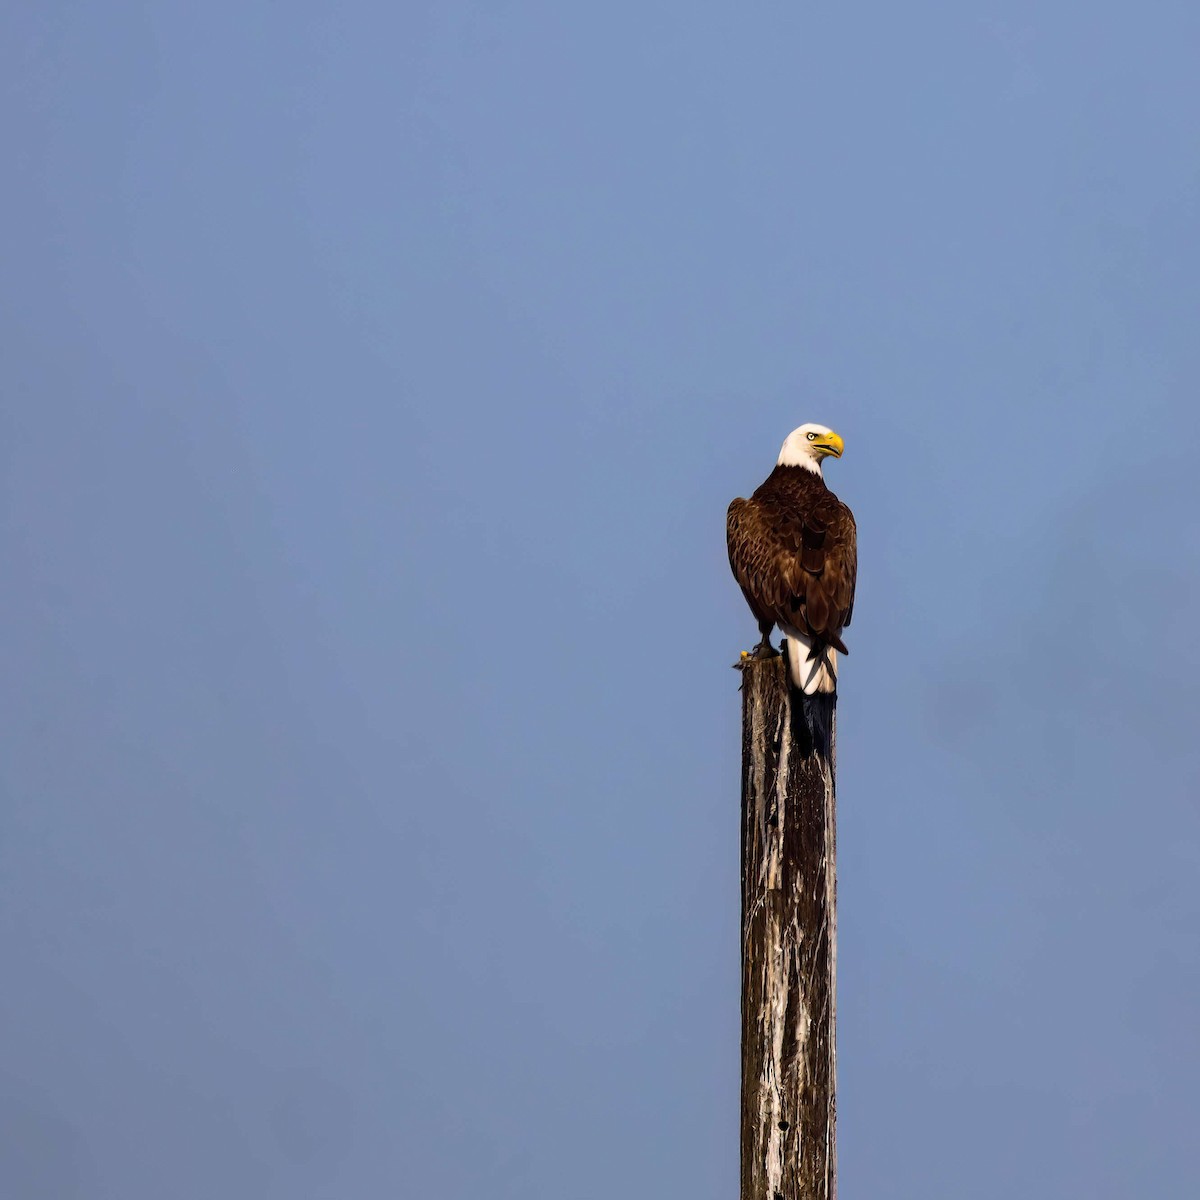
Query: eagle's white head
777 424 845 475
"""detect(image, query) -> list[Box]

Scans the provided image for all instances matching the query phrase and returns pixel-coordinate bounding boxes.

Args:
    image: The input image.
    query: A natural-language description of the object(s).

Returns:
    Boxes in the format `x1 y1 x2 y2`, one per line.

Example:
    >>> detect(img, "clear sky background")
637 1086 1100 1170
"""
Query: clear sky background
4 2 1199 1196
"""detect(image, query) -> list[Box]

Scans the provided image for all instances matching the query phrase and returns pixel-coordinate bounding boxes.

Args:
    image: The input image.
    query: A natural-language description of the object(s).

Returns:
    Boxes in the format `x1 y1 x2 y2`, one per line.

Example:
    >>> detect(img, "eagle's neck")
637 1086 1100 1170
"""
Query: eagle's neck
763 464 830 495
774 452 823 477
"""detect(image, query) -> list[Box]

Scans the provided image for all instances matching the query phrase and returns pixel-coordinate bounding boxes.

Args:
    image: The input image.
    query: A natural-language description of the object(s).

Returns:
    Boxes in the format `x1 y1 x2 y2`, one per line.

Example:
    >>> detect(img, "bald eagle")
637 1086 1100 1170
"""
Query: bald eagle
727 425 858 694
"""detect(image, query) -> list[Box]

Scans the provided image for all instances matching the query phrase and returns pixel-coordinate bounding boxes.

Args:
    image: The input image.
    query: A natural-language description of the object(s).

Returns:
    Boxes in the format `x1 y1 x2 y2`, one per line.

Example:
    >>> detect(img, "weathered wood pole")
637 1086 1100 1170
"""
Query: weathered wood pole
738 651 837 1200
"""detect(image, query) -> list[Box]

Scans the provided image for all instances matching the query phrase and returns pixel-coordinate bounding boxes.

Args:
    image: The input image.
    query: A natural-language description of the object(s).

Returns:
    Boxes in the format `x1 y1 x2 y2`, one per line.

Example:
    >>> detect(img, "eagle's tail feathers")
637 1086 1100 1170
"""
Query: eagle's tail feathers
784 632 838 694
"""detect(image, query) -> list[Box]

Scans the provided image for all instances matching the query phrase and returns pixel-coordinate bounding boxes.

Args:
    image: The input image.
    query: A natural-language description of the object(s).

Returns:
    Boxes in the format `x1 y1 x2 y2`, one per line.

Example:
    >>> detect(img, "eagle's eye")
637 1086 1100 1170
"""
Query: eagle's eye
806 432 817 441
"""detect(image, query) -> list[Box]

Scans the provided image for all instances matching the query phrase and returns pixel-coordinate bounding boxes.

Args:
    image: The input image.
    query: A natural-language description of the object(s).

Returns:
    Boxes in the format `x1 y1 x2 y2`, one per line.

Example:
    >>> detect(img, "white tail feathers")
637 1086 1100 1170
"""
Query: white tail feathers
784 630 838 694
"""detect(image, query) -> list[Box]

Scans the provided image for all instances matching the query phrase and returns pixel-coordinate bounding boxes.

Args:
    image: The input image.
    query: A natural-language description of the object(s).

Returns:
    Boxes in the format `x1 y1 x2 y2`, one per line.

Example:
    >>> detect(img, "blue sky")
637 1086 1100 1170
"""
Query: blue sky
3 2 1199 1196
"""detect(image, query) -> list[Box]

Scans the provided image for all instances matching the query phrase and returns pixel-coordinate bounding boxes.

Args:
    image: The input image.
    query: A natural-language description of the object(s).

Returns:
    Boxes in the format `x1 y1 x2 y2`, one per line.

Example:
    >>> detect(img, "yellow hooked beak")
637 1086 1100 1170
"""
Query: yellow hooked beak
814 430 844 458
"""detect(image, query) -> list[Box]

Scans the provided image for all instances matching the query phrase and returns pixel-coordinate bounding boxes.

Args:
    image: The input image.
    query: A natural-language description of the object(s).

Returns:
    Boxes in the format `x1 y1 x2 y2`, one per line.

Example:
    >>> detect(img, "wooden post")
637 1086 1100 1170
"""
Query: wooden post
738 652 837 1200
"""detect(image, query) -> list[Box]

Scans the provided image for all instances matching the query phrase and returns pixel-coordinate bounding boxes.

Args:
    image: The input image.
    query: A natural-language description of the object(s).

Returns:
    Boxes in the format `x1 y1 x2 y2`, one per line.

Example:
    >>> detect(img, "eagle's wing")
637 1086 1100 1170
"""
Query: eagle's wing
727 497 779 628
727 492 857 650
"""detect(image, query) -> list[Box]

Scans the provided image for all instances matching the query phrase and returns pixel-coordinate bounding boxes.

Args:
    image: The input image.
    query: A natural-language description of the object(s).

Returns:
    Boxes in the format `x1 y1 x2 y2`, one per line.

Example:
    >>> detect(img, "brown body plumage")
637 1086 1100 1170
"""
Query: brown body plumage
728 460 857 692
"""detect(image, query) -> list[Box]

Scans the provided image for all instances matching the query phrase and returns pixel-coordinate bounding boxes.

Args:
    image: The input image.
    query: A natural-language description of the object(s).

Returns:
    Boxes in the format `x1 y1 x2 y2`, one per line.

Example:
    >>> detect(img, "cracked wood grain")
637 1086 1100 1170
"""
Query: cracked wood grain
739 653 836 1200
